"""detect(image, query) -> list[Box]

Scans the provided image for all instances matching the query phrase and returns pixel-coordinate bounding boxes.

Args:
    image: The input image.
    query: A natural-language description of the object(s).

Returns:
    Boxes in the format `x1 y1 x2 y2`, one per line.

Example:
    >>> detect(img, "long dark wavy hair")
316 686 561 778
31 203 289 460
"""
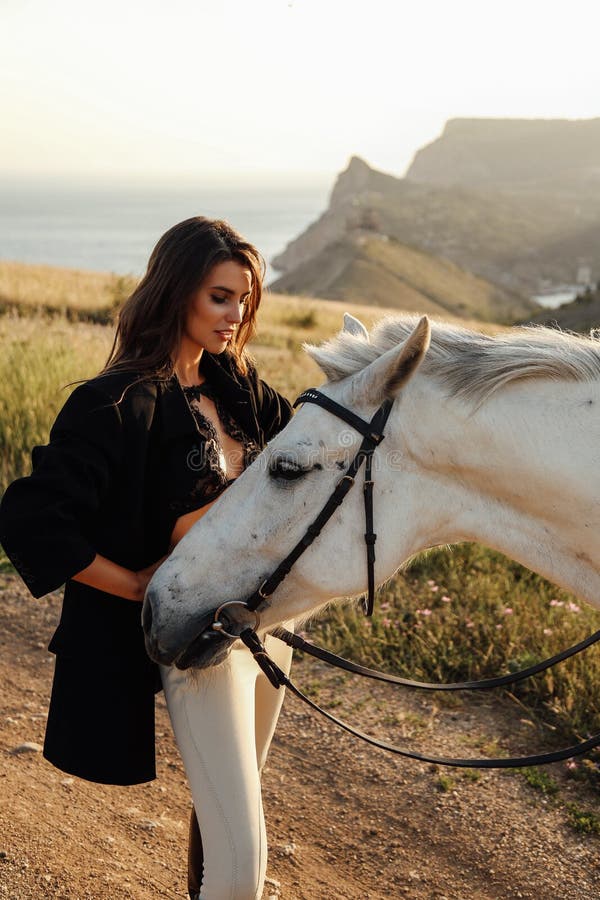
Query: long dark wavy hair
100 217 265 380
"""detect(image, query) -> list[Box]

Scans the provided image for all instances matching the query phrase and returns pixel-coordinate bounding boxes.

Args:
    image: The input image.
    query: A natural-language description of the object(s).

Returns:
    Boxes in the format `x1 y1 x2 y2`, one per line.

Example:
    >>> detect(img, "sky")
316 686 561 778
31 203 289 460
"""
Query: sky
1 0 599 185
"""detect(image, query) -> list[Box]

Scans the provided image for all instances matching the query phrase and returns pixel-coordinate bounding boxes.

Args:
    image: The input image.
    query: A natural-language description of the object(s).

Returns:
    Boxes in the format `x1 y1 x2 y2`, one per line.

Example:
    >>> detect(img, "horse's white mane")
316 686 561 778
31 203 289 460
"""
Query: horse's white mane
307 315 600 406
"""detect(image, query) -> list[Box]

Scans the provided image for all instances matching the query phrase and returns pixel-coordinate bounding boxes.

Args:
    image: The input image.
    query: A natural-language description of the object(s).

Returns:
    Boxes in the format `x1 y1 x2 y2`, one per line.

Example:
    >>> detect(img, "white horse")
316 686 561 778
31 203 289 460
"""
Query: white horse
146 312 600 662
145 313 600 899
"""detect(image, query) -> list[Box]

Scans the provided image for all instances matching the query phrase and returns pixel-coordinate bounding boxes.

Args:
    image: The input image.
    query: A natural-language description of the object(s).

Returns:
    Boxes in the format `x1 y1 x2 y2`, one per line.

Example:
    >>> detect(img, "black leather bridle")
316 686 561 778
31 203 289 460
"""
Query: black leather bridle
209 387 600 769
246 388 394 618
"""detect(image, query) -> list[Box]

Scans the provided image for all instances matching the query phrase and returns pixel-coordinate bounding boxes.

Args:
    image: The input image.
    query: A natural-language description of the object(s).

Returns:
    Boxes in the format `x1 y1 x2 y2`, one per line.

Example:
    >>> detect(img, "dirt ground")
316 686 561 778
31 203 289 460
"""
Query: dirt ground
1 571 599 899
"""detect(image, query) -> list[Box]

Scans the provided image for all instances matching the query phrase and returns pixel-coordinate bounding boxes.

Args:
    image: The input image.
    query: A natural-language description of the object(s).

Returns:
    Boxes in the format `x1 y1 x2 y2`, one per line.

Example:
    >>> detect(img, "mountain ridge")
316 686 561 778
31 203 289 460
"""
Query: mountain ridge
272 119 600 307
406 116 600 190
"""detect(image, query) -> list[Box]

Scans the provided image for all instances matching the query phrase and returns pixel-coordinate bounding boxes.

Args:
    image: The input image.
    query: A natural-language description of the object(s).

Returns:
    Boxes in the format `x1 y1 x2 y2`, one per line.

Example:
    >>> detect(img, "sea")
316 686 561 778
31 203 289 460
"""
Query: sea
532 289 581 309
0 177 332 285
0 178 585 306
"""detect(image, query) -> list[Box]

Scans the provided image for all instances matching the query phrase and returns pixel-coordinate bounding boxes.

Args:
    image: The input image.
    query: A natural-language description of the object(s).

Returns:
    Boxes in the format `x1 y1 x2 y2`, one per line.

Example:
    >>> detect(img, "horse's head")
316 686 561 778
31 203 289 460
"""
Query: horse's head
143 314 431 669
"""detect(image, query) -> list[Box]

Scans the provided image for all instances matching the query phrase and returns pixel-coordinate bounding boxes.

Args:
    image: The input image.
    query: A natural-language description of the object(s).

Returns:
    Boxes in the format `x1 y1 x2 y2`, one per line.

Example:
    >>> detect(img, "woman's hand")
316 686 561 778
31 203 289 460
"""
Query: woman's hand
73 553 168 603
73 492 222 602
135 555 170 600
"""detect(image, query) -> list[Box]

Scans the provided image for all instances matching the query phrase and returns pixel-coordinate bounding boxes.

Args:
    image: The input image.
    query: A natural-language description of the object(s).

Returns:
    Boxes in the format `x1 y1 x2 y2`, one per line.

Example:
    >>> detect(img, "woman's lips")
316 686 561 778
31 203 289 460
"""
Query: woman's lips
215 330 234 339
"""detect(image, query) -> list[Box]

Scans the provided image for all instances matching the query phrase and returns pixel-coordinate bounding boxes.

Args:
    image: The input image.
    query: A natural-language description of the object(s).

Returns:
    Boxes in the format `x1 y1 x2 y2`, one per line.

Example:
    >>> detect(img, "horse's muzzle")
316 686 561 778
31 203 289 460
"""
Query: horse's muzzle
142 589 248 669
172 601 262 669
172 627 232 670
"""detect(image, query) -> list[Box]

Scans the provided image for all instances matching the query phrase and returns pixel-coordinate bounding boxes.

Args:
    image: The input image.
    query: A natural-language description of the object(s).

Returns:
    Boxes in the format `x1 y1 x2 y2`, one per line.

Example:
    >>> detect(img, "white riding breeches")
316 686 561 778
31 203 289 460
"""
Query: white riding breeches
160 631 293 900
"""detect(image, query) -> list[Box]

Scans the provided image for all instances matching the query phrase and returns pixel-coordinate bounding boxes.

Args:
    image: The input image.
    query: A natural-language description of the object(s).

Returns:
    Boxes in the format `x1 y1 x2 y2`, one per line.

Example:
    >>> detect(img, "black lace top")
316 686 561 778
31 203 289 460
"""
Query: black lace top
171 381 261 516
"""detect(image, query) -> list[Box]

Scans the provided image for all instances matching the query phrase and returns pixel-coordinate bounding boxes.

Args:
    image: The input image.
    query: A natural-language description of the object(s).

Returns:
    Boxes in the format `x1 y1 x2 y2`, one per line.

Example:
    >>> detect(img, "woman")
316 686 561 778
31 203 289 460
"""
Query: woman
0 217 294 899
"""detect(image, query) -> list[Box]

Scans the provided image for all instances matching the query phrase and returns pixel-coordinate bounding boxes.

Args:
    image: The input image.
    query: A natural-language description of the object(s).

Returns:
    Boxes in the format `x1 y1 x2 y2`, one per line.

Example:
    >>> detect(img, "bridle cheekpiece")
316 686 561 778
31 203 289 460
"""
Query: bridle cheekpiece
211 387 393 637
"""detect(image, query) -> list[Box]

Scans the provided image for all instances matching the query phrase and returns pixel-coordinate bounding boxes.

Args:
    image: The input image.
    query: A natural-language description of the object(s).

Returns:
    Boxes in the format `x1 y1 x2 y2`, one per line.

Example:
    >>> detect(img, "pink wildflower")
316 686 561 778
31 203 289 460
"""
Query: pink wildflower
503 607 513 615
416 608 432 616
465 620 474 629
550 599 564 607
543 628 552 636
496 624 503 630
430 585 439 593
567 602 580 613
382 617 392 628
380 602 390 611
427 579 436 587
441 595 452 603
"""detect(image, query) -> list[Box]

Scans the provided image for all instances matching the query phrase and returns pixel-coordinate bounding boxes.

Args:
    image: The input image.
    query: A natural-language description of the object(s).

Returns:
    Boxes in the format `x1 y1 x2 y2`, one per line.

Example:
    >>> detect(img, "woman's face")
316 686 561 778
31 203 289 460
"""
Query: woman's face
183 259 252 354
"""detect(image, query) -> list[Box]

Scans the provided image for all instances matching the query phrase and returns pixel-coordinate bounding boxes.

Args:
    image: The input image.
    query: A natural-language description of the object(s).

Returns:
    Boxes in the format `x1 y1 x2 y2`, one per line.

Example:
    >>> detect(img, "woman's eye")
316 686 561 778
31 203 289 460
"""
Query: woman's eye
211 296 247 306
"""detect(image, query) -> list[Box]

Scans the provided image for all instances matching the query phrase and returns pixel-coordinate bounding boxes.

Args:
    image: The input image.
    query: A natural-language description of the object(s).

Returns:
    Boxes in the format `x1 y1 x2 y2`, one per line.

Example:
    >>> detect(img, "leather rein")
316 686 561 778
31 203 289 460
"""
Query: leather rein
210 388 600 769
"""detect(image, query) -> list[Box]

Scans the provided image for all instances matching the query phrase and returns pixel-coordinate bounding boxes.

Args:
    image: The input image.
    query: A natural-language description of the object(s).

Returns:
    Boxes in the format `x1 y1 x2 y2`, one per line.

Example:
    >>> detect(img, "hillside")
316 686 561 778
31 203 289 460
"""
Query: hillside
272 120 600 298
270 232 533 324
527 283 600 333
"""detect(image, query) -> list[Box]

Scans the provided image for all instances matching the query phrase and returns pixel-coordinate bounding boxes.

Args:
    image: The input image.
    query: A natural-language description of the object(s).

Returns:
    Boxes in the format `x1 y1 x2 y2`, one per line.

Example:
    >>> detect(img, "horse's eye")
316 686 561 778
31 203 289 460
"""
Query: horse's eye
269 458 309 482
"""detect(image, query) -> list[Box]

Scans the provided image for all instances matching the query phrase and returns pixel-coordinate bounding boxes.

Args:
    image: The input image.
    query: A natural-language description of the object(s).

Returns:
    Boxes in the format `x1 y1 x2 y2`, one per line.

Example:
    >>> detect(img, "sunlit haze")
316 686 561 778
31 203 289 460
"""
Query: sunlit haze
1 0 599 184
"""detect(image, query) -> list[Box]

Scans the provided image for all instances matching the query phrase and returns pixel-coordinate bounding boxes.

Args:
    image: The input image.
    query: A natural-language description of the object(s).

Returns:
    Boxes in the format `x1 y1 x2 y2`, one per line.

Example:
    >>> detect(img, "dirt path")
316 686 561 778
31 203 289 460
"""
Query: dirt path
1 572 599 899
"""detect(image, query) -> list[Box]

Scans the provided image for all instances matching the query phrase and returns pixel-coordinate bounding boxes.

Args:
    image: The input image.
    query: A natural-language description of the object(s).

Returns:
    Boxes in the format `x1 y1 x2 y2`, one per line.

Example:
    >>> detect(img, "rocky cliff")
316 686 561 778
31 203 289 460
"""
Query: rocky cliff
272 119 600 306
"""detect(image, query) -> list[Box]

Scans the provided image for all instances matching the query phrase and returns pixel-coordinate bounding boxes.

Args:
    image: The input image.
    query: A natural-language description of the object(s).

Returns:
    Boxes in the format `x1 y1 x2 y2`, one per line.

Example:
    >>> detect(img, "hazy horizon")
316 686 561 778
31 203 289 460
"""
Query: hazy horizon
0 169 336 189
2 0 599 184
3 114 600 188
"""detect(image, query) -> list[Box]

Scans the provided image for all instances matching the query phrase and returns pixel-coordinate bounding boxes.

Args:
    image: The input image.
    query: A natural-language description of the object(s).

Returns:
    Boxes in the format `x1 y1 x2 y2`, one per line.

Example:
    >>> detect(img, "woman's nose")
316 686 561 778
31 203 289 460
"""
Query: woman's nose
227 303 243 324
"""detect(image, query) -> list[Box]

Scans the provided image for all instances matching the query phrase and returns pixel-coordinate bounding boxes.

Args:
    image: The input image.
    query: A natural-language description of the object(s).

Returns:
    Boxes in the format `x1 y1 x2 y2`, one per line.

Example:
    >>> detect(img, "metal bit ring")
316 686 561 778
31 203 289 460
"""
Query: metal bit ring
212 600 261 640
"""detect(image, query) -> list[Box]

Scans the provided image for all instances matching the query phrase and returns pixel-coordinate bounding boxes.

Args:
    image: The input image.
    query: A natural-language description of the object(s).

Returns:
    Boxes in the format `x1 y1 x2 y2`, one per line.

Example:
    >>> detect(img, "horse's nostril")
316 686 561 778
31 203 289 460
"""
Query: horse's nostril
142 592 153 635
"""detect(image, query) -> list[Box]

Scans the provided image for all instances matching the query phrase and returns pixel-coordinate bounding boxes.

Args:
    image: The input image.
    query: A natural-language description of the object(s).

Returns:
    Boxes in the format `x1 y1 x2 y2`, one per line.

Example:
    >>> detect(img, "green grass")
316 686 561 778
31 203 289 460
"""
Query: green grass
518 767 560 797
566 803 600 835
435 774 455 792
460 768 482 783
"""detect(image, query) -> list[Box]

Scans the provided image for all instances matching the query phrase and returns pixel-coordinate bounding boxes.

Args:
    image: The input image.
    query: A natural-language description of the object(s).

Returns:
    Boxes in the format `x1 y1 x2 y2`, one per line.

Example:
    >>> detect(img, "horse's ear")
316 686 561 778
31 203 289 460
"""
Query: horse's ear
342 313 370 342
386 315 431 395
356 316 430 403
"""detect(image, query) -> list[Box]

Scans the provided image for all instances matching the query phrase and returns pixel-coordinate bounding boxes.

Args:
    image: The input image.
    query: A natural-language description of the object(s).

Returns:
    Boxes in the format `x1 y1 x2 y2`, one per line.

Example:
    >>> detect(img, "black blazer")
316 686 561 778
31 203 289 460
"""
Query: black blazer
0 351 292 784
